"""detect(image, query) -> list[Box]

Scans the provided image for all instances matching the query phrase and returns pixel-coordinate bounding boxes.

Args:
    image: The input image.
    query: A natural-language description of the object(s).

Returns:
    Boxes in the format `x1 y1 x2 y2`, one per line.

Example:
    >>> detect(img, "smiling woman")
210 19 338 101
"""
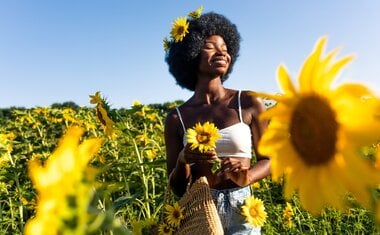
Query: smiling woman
163 6 271 235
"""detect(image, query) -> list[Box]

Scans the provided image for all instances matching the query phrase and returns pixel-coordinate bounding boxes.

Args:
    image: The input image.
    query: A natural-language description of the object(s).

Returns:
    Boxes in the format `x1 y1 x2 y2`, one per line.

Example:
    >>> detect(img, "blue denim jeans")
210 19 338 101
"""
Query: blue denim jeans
210 186 261 235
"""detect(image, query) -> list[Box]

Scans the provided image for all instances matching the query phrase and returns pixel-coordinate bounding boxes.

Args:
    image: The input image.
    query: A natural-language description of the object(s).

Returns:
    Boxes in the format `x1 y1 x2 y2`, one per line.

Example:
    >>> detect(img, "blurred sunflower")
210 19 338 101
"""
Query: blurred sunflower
131 220 144 235
251 182 261 189
188 5 203 19
158 223 174 235
89 91 116 137
241 195 267 227
164 202 184 228
24 126 102 235
132 99 142 106
283 202 294 228
89 91 103 105
170 17 189 43
145 148 157 160
186 121 221 153
163 37 170 53
376 143 380 170
132 218 157 235
251 36 380 214
96 105 115 136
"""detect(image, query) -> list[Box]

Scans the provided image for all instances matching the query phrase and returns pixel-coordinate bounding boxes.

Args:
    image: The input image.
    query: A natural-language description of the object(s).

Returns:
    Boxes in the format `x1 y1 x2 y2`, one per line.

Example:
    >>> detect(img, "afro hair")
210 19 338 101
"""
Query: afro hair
165 12 241 91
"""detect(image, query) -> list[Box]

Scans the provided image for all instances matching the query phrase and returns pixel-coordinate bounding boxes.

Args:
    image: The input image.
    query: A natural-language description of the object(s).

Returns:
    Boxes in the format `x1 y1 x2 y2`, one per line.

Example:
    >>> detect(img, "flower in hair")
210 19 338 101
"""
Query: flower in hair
188 5 203 19
163 6 203 52
163 37 170 53
170 17 189 43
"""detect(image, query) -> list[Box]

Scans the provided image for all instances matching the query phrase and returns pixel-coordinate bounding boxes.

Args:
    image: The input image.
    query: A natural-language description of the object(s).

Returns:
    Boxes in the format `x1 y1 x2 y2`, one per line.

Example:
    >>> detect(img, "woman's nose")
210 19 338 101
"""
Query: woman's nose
215 48 226 56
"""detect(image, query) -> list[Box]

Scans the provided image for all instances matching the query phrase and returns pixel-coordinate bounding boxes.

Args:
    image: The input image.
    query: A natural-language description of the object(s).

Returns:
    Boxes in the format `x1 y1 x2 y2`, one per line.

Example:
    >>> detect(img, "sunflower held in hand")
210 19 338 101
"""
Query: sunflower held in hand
186 121 221 153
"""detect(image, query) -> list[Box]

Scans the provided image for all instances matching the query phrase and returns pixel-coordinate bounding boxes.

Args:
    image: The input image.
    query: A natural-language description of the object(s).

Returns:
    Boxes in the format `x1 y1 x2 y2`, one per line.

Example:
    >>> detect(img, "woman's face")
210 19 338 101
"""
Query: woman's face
198 35 231 77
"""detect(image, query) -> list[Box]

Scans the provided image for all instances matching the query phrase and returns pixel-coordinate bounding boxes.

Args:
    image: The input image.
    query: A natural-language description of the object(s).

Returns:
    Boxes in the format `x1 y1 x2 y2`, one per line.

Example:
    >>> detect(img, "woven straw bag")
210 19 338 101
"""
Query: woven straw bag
175 176 223 235
162 175 224 235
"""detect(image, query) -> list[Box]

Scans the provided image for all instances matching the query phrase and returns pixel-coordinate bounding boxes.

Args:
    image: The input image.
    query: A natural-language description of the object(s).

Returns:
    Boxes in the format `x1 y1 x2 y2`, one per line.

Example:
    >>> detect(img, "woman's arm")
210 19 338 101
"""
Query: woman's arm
248 94 271 182
164 110 191 196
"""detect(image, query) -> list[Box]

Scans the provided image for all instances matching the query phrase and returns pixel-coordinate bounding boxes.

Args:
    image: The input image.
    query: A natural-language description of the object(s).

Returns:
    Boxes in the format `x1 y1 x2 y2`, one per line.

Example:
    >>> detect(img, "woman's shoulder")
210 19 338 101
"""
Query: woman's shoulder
239 90 265 107
166 106 180 121
165 102 190 124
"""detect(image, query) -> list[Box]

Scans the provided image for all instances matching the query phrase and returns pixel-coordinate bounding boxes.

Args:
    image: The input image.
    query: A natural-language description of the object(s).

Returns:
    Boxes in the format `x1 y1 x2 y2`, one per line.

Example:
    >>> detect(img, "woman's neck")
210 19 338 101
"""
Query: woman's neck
192 78 228 105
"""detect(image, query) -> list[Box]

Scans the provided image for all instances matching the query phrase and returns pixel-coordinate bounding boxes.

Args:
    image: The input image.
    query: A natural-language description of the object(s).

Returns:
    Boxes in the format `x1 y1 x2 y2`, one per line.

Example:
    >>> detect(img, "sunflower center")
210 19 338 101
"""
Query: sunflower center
177 26 185 36
290 95 338 166
163 226 171 233
249 207 258 217
173 210 180 219
196 132 210 144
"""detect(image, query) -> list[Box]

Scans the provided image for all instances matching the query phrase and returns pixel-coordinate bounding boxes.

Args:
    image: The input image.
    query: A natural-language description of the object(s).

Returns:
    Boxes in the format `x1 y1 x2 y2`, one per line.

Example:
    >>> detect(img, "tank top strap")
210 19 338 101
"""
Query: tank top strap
238 90 243 123
176 107 187 133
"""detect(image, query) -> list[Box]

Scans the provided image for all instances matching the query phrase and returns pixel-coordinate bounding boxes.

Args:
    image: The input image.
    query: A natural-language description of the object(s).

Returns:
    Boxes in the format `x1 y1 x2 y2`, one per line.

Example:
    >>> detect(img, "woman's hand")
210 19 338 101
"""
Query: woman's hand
178 144 218 165
219 157 251 186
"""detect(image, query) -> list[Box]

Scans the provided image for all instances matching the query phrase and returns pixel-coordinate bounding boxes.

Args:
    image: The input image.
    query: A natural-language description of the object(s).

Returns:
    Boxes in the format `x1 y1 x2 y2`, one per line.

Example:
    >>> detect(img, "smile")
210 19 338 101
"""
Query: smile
211 59 228 66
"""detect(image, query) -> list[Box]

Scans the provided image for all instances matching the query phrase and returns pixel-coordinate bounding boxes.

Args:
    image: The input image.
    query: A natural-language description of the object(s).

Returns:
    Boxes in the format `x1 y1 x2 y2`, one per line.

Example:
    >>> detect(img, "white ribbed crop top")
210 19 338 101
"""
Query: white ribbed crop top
177 90 252 158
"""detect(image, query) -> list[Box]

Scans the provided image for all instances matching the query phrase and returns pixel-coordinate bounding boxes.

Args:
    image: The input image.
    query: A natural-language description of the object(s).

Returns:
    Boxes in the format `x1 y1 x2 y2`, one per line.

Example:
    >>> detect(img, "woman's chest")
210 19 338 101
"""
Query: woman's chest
181 105 240 129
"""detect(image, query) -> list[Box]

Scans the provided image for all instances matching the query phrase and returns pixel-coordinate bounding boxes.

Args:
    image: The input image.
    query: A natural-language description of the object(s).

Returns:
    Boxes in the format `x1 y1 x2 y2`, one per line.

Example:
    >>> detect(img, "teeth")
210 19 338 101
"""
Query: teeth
213 60 226 65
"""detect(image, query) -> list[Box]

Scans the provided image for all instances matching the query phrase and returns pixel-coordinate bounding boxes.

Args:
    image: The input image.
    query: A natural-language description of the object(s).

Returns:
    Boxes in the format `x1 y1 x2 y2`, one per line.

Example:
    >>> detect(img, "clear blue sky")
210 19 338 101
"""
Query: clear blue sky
1 1 379 108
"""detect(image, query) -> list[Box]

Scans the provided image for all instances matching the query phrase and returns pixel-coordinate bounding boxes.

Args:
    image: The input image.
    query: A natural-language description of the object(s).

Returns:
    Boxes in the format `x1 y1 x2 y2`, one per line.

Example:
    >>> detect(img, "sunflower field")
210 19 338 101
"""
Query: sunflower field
0 94 379 234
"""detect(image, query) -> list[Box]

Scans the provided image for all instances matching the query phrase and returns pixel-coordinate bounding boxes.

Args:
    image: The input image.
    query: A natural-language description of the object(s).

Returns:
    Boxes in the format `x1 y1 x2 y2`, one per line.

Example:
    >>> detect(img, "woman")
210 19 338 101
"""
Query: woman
164 10 270 234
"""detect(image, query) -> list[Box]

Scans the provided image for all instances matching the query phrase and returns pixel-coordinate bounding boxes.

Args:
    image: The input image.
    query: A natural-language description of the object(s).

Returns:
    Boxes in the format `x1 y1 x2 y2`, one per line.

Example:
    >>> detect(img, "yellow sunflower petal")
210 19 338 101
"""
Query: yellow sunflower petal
78 138 103 167
339 149 380 207
298 167 325 214
258 122 289 155
259 103 293 122
318 164 346 210
266 137 299 181
332 87 380 146
298 36 327 92
89 91 102 105
332 83 372 100
317 55 354 93
277 64 297 96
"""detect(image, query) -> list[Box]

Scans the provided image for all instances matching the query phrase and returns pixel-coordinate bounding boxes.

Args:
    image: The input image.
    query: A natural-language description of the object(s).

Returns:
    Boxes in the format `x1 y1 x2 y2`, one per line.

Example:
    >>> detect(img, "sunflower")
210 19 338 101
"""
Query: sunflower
375 142 380 170
89 91 116 138
131 220 144 235
158 223 174 235
164 202 184 228
163 37 171 53
186 121 221 153
24 126 102 235
89 91 102 105
145 148 157 160
241 195 267 227
283 202 294 228
170 17 189 43
96 104 115 137
188 5 203 19
251 36 380 214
